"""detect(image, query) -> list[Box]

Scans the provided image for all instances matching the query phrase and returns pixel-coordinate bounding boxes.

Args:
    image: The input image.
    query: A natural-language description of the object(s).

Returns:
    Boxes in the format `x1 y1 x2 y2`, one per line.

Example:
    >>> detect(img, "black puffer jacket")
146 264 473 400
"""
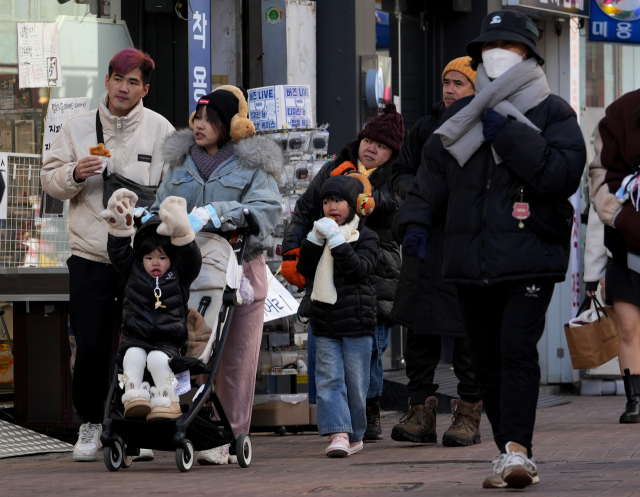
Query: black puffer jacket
394 94 586 286
282 141 400 321
297 220 379 338
107 227 202 356
390 101 465 337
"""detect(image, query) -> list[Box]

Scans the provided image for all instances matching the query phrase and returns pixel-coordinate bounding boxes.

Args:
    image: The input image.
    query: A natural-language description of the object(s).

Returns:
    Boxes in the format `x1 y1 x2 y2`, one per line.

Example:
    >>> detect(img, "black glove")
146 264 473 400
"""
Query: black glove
481 108 507 143
402 229 430 261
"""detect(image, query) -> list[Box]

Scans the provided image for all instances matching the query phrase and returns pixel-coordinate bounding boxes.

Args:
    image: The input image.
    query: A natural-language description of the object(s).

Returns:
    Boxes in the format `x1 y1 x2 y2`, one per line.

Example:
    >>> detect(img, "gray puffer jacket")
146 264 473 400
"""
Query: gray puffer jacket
153 129 284 260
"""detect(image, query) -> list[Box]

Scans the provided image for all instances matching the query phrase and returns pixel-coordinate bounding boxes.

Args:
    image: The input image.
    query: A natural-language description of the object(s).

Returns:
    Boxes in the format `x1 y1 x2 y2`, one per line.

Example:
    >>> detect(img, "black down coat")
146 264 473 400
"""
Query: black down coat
390 102 465 337
296 220 379 338
107 225 202 357
282 141 400 321
393 94 586 286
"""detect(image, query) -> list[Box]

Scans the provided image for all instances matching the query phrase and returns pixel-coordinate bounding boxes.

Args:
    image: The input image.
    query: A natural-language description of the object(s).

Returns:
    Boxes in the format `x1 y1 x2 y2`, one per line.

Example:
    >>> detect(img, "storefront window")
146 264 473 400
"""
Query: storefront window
0 1 100 267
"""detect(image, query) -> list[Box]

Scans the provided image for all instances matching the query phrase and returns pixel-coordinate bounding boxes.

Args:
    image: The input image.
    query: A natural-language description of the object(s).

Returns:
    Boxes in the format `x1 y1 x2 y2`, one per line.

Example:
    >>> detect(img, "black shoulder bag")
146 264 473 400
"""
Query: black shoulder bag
98 110 159 208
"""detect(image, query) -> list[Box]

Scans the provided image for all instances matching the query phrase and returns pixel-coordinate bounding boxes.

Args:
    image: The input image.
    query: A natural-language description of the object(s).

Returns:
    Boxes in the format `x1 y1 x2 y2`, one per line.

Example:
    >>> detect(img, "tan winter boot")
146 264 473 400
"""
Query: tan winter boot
390 397 437 444
442 399 482 447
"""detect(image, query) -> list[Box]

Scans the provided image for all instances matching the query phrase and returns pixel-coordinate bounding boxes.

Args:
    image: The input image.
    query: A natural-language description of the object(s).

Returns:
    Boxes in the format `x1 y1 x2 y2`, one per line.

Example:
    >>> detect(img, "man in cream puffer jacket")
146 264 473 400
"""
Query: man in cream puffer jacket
41 48 174 462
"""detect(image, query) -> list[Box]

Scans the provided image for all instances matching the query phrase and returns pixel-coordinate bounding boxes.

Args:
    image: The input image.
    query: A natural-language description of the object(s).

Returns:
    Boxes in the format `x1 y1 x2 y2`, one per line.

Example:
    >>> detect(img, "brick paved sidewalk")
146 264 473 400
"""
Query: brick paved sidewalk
1 395 639 496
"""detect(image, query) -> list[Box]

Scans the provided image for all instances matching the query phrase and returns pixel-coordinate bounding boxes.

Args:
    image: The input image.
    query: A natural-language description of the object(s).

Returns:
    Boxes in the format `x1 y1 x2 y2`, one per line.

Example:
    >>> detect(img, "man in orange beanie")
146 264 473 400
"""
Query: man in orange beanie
389 56 483 449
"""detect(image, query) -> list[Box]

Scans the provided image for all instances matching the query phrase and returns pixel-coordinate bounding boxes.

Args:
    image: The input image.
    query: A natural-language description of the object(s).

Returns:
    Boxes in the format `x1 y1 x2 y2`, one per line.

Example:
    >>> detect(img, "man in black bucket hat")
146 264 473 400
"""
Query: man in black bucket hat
393 9 586 491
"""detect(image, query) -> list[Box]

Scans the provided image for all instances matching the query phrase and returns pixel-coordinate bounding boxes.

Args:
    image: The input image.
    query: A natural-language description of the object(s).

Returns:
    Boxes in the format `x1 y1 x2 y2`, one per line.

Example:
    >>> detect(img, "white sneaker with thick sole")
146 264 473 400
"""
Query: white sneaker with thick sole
73 423 102 462
501 442 538 489
132 448 154 461
197 444 230 465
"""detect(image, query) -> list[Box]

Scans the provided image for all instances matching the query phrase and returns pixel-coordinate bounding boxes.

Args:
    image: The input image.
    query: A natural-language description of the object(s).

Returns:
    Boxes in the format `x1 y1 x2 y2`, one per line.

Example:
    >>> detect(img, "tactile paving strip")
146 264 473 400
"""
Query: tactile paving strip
0 419 72 459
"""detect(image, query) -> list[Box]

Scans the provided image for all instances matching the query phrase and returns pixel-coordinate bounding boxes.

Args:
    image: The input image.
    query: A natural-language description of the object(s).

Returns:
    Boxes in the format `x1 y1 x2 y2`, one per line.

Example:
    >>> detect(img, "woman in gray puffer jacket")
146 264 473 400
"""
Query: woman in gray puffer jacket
152 85 283 464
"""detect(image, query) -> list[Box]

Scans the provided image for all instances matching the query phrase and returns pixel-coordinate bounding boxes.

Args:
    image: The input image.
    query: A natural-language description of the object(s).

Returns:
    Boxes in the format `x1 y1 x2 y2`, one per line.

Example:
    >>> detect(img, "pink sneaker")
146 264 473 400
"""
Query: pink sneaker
349 441 363 455
325 433 350 458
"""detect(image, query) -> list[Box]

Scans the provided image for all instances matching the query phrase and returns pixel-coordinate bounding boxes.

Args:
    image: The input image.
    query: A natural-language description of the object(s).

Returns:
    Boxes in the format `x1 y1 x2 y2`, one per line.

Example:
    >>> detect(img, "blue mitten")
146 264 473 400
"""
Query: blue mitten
402 229 430 261
306 228 324 246
481 108 507 143
313 218 345 249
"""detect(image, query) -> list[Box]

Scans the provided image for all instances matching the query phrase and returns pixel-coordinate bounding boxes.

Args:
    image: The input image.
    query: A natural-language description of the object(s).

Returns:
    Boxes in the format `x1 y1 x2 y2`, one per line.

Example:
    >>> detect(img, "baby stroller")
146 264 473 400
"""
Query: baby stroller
101 210 259 473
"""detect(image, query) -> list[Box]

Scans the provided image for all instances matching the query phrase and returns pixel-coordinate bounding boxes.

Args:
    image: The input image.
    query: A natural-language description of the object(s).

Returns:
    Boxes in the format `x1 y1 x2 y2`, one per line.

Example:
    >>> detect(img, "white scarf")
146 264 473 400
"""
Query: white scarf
311 215 360 305
435 58 550 167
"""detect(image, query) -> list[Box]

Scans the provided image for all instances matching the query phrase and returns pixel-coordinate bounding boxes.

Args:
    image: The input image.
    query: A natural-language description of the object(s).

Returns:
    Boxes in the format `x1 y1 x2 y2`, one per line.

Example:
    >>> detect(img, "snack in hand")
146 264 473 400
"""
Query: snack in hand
90 143 111 157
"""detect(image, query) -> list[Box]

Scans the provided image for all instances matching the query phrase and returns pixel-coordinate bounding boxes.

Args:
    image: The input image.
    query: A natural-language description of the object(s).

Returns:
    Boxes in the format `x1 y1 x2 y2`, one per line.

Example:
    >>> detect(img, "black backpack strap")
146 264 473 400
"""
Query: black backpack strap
96 110 104 145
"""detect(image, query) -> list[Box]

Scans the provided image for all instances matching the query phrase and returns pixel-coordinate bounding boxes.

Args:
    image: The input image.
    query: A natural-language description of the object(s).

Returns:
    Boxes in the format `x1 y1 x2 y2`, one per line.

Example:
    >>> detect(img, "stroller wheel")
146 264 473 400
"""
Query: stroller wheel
176 440 194 472
104 439 124 472
236 433 252 468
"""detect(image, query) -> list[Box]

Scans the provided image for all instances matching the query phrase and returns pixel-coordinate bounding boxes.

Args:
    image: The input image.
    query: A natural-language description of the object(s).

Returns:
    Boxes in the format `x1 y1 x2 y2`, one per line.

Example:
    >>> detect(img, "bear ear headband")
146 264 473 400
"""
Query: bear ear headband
189 85 256 142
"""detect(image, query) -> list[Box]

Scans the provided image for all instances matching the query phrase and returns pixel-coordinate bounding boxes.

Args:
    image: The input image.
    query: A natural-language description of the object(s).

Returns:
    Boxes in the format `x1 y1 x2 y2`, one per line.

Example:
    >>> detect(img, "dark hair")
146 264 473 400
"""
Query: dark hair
194 104 231 149
108 48 155 86
136 232 176 265
339 139 399 192
322 194 356 224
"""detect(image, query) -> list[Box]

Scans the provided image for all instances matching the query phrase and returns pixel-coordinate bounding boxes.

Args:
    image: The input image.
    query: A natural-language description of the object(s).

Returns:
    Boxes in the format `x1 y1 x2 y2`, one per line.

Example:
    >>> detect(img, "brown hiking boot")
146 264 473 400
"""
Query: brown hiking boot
390 397 437 444
442 399 482 447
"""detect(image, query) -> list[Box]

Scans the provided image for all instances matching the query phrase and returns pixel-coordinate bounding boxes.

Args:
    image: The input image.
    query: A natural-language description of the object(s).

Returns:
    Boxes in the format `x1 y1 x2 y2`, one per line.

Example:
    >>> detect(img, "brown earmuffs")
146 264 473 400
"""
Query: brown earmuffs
189 85 256 142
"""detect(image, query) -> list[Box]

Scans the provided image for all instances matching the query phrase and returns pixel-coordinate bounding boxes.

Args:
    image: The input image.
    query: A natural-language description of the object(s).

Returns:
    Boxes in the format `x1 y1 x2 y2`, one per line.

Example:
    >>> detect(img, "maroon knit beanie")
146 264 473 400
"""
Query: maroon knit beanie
357 103 405 152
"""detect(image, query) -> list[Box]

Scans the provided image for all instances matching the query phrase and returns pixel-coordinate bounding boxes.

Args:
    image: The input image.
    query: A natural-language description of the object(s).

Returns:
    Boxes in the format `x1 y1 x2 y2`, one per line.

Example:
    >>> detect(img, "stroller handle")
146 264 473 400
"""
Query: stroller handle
240 209 260 236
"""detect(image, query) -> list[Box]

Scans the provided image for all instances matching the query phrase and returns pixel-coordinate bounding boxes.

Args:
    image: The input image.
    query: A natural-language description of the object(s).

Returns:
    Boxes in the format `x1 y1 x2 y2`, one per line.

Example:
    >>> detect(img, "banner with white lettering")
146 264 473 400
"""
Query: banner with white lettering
264 265 300 323
188 0 211 115
43 97 91 161
590 0 640 44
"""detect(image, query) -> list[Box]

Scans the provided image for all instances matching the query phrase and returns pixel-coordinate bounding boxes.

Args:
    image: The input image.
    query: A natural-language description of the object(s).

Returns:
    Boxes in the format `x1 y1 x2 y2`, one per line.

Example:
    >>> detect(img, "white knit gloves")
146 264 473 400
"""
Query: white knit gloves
157 196 195 246
314 217 345 249
101 188 138 237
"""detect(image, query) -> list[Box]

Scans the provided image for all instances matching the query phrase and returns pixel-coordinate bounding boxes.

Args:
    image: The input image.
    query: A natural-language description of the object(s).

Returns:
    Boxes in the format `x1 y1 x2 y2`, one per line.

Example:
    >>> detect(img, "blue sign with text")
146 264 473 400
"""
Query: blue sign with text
188 0 211 114
589 0 640 44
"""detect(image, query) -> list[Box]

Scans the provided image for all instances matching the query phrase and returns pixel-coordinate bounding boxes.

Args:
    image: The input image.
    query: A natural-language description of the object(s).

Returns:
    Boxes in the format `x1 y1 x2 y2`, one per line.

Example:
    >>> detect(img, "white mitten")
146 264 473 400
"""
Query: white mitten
157 196 195 246
100 188 138 237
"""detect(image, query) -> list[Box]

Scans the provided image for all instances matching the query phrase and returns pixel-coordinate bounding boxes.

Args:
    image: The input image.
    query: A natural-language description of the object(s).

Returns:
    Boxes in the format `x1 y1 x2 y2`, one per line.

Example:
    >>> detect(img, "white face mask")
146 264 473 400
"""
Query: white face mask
482 48 525 79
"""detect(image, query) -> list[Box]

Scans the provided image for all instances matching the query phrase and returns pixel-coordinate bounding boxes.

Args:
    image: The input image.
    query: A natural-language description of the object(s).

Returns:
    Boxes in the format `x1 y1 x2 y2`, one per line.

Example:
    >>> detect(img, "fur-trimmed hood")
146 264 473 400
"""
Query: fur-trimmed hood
163 128 284 179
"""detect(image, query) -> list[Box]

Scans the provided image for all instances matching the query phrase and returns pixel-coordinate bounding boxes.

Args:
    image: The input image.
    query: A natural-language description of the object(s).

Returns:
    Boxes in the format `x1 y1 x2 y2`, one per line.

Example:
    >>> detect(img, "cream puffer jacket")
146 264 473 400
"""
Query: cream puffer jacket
41 93 174 263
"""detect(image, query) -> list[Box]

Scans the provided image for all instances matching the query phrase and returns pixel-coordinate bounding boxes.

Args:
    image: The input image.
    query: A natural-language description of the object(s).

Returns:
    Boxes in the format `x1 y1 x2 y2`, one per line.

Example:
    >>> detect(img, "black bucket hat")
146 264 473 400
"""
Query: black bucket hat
466 10 544 66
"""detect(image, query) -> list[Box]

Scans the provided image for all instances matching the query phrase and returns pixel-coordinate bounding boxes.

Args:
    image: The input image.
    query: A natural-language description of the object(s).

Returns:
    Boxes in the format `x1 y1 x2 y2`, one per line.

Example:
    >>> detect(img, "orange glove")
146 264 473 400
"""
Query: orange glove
281 248 306 290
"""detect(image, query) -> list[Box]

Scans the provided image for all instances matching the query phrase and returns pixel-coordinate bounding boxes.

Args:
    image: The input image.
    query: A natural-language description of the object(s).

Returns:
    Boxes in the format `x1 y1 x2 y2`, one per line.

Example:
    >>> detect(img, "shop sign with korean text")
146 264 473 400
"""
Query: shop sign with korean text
590 0 640 44
188 0 211 115
504 0 589 18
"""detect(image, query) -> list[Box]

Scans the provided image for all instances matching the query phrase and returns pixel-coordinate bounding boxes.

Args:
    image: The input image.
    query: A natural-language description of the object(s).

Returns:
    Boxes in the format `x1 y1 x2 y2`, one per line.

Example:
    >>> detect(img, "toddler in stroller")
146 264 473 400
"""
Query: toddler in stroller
100 188 258 472
103 189 202 421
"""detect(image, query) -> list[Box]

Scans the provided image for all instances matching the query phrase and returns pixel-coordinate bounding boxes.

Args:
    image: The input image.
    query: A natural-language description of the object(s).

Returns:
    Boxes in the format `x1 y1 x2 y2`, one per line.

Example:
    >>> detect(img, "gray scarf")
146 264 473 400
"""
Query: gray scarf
435 58 550 167
191 140 236 181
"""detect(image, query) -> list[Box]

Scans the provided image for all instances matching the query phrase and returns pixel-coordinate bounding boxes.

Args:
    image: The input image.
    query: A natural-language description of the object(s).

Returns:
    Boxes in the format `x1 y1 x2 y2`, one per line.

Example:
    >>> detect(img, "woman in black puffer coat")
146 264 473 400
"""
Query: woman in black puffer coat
281 103 404 441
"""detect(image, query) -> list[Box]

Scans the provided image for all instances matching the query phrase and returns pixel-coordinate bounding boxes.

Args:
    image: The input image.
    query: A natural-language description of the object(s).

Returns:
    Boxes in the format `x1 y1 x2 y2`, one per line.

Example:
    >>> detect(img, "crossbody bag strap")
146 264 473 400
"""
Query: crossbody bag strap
96 110 110 182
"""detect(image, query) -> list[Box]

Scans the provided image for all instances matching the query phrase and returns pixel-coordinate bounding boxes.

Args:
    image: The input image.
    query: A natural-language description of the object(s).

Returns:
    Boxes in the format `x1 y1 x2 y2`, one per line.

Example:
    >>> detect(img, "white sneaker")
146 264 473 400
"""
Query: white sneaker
197 444 230 465
501 442 538 489
73 423 102 462
132 448 154 461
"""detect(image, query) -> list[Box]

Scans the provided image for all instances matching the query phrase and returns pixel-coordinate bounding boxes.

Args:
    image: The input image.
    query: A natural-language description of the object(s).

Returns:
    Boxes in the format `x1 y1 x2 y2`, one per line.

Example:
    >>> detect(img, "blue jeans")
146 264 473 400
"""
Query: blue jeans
308 322 389 403
367 321 390 398
315 335 373 443
307 324 317 404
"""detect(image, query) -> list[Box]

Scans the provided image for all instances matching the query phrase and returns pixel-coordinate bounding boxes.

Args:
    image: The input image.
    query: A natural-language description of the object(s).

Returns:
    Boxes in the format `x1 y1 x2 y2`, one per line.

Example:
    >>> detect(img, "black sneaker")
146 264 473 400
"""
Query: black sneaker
363 397 383 442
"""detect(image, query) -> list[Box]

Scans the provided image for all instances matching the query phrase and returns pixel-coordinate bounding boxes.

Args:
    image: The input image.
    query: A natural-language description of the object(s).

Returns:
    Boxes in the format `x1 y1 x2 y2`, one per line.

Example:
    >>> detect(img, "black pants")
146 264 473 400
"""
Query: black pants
68 255 125 424
456 280 555 457
405 329 481 405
